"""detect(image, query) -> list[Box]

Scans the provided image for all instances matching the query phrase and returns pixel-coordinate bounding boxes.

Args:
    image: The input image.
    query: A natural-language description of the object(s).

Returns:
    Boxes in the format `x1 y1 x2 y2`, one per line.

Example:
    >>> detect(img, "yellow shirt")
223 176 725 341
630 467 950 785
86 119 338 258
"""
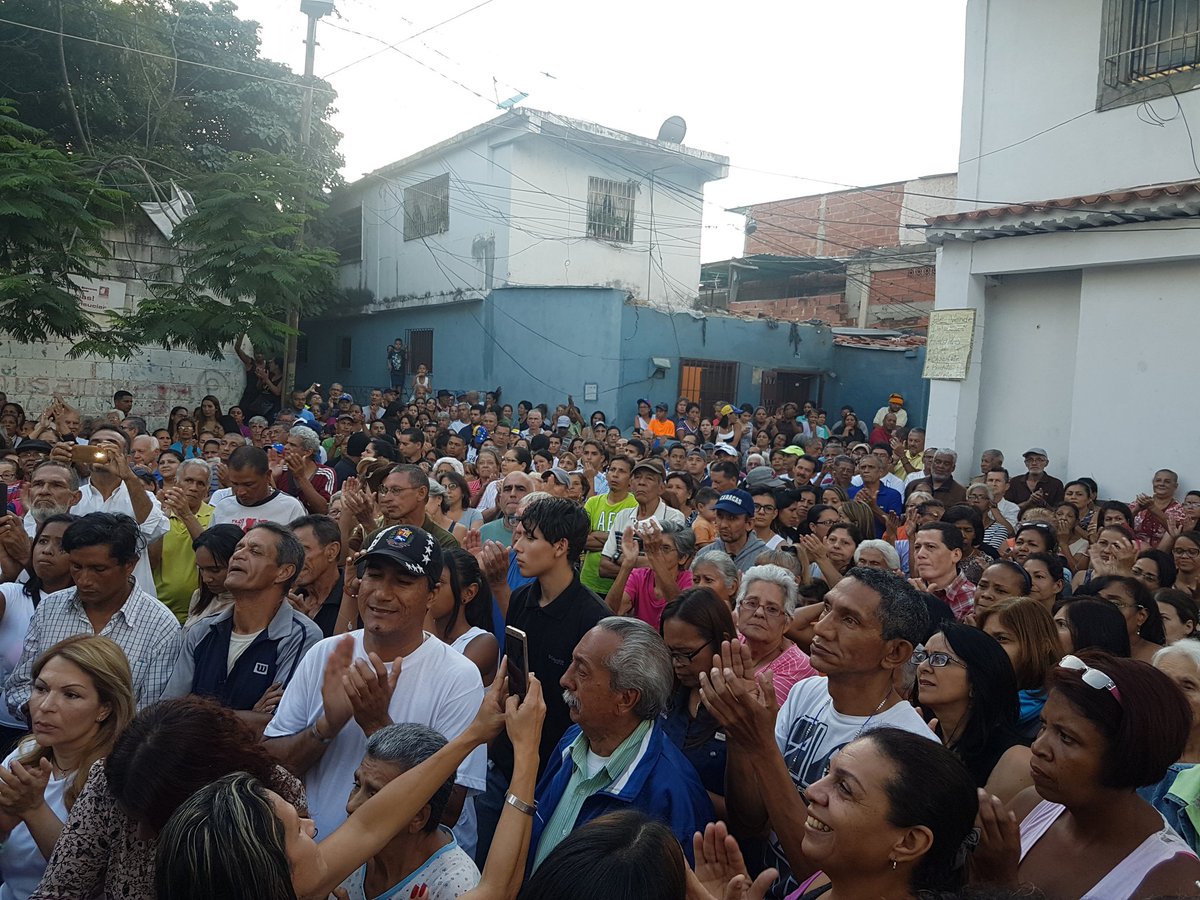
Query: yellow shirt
154 503 214 622
894 451 924 479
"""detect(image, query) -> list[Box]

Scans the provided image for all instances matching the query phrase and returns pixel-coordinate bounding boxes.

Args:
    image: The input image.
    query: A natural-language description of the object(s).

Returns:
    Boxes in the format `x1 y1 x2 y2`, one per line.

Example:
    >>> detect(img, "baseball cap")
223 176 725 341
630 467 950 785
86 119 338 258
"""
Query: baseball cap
687 447 708 459
713 442 739 457
714 489 754 517
719 404 734 417
541 467 571 486
427 477 447 497
744 467 785 489
632 458 667 479
1023 447 1048 457
359 524 443 581
16 440 52 454
655 402 668 411
780 445 806 457
556 415 571 428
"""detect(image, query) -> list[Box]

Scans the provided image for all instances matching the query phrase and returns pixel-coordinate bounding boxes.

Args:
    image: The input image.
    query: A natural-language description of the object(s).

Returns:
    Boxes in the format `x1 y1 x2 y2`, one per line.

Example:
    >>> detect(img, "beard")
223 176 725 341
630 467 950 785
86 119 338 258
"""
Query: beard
31 503 72 526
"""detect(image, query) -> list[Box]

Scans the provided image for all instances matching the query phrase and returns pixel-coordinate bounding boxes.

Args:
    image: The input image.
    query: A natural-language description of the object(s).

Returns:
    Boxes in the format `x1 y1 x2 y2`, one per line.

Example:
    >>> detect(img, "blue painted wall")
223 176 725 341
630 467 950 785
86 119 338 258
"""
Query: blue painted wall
823 344 930 431
299 289 901 430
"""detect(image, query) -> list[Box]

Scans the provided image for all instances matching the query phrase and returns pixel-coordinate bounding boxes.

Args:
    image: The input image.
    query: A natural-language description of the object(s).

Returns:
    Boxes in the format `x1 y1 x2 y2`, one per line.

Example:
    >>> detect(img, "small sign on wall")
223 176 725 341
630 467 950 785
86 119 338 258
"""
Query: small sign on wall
583 383 598 402
922 309 976 381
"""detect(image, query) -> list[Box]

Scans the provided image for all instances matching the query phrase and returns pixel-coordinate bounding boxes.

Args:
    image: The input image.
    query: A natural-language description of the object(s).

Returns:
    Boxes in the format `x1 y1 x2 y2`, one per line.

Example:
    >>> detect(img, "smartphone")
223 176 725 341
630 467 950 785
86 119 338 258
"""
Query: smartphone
70 445 108 465
505 626 529 700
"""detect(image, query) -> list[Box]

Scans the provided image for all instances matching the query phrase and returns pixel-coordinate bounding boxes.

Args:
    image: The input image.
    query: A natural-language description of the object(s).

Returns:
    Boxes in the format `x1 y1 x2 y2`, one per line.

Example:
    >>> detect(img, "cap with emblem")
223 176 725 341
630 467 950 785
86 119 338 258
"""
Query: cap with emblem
359 524 442 582
713 489 755 517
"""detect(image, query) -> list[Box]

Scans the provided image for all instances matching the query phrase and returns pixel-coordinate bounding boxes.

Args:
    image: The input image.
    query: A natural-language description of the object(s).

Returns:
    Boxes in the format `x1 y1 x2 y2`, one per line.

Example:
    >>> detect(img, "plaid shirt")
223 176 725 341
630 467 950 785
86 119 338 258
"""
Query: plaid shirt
933 572 977 622
5 584 181 718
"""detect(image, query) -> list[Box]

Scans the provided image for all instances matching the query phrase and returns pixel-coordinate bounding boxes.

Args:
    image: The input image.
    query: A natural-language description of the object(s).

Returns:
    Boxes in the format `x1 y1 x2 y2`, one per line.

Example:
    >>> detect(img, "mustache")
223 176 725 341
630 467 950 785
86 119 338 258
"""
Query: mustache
561 689 580 711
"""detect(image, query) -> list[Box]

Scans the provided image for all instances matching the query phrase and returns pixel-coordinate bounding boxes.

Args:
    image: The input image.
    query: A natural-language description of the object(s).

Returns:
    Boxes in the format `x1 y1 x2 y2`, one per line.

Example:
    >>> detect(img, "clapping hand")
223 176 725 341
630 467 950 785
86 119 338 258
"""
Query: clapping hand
0 758 52 817
687 820 777 900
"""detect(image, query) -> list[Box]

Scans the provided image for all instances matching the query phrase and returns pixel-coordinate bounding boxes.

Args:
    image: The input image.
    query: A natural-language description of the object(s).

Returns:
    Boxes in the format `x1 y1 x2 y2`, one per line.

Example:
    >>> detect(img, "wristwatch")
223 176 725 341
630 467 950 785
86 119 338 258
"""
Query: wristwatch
505 792 537 816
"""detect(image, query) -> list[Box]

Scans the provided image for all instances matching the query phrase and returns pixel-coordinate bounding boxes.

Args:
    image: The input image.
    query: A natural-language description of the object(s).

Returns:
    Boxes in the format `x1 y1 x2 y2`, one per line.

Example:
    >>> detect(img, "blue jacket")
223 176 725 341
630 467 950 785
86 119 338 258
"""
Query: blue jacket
530 720 714 870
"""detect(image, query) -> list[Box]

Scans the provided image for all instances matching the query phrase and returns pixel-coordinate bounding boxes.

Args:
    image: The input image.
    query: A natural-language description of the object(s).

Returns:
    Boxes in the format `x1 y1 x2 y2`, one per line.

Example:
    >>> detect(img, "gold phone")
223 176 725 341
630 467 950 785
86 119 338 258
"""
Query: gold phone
70 445 109 465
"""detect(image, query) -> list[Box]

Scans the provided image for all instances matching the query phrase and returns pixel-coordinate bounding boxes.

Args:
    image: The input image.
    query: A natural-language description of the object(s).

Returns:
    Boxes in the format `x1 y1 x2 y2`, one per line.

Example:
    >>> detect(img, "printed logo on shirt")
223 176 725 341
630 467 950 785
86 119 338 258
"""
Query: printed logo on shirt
254 662 269 675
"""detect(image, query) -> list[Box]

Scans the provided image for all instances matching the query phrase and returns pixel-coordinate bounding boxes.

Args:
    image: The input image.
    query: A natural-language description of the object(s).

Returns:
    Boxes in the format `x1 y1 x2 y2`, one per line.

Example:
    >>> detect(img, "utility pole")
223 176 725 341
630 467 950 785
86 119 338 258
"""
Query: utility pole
281 0 335 398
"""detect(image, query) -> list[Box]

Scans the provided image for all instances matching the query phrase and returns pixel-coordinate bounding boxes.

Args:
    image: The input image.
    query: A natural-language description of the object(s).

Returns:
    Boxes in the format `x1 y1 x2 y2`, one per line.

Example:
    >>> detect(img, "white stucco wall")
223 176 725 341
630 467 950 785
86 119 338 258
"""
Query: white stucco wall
959 0 1200 208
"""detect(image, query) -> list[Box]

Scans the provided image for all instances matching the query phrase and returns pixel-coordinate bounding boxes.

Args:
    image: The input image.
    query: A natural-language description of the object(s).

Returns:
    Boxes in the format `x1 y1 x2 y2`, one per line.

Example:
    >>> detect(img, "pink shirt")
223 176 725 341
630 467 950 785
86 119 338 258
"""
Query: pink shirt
625 567 693 630
759 644 818 706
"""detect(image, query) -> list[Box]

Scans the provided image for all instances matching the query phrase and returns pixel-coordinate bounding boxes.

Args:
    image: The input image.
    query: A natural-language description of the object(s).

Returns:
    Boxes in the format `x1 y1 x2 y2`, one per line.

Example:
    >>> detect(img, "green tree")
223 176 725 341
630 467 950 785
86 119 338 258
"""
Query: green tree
0 0 343 190
0 100 139 354
80 153 340 359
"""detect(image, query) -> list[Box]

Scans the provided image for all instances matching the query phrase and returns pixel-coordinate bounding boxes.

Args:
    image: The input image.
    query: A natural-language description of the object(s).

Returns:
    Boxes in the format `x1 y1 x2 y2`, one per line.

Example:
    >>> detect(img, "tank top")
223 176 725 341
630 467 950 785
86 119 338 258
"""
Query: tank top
1019 799 1197 898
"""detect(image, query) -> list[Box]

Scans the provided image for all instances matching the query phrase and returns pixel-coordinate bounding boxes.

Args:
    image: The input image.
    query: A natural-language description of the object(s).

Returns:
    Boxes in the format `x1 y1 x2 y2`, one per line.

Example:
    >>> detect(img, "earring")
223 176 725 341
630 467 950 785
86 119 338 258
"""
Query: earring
890 858 897 871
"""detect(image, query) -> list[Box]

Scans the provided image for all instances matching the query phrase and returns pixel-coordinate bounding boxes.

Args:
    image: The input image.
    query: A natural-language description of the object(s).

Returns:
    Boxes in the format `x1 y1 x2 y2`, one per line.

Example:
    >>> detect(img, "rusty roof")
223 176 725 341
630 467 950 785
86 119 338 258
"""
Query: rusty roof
927 179 1200 226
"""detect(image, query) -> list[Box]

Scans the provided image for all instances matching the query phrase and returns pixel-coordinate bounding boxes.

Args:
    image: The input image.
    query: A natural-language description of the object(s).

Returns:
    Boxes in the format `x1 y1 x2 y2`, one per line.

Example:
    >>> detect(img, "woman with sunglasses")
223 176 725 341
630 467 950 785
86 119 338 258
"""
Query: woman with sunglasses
913 624 1032 801
659 588 737 819
973 651 1200 898
1079 575 1166 663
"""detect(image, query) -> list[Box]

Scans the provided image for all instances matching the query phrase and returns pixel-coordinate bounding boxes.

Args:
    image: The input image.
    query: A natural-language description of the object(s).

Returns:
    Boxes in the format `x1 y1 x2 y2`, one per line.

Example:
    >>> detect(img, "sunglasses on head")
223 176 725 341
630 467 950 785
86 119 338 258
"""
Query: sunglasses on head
1059 654 1122 705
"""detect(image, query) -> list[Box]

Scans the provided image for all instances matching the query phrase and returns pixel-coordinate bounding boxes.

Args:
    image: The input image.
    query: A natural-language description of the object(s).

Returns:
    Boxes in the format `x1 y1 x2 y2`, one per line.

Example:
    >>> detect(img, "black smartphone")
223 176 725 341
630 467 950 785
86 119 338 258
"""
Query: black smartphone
505 626 529 700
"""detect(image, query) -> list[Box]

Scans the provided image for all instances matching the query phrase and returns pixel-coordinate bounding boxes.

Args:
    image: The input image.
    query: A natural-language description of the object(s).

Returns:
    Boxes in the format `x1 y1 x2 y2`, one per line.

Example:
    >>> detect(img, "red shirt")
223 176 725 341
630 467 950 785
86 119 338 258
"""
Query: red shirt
274 465 336 513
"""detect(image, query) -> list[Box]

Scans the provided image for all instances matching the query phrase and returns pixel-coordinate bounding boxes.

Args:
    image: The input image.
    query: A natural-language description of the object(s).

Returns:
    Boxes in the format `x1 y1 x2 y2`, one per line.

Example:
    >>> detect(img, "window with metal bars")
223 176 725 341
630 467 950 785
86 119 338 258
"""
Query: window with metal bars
586 176 636 243
407 328 433 374
1100 0 1200 107
403 174 450 241
678 358 739 419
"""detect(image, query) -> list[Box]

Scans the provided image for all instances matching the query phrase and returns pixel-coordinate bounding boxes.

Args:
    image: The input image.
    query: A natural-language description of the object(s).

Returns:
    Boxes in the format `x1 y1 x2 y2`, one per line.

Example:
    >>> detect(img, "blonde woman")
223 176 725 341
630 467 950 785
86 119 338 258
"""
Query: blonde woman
0 635 134 900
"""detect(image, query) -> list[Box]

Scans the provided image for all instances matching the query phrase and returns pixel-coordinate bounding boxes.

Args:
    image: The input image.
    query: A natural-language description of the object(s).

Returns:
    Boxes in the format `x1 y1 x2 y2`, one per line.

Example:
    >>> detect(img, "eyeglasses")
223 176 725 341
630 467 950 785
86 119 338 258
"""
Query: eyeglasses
668 645 711 664
911 647 967 669
740 599 787 619
1130 566 1159 583
1173 547 1200 558
1059 654 1122 705
377 486 418 497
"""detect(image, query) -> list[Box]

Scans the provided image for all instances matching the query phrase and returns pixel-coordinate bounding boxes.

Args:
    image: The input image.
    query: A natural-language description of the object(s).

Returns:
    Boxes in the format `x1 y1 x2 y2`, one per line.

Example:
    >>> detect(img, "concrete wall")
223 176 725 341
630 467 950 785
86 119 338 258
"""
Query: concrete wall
825 345 930 430
958 0 1200 207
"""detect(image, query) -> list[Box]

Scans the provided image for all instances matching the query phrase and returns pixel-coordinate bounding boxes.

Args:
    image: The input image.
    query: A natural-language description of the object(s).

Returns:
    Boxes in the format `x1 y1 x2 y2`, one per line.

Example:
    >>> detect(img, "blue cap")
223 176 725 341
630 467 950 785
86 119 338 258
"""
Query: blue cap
713 488 754 517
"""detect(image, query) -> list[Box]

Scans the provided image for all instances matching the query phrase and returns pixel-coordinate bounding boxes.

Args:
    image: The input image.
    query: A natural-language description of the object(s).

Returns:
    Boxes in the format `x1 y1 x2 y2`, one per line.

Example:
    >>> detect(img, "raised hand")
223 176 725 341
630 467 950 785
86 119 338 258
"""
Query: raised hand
315 634 356 739
344 652 402 736
478 540 509 586
0 757 52 817
505 670 546 755
689 821 777 900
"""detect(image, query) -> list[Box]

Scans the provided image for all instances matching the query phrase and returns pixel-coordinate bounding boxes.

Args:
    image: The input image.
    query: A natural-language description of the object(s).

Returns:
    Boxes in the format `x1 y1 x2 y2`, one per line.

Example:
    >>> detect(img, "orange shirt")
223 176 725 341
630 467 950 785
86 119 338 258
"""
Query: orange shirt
649 418 676 439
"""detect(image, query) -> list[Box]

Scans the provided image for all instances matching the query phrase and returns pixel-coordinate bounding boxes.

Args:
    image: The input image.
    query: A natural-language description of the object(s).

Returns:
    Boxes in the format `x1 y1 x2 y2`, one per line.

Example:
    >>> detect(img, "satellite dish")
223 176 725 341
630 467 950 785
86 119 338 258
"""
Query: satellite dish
657 116 687 143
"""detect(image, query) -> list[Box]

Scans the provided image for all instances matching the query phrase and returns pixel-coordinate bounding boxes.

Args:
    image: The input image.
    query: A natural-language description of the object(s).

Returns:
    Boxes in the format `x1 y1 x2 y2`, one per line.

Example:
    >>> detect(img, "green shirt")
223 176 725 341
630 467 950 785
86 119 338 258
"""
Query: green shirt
532 719 652 870
579 492 637 594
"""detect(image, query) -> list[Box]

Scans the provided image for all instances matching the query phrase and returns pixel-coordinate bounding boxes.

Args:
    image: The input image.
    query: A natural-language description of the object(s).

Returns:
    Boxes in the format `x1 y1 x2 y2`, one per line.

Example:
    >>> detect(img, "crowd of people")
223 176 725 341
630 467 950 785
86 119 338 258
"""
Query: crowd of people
0 370 1195 900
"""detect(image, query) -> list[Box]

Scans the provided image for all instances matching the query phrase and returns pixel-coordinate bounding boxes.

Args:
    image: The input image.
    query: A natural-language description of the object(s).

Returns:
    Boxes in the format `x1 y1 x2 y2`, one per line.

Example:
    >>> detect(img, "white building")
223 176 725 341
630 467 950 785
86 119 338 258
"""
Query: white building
925 0 1200 499
331 108 729 314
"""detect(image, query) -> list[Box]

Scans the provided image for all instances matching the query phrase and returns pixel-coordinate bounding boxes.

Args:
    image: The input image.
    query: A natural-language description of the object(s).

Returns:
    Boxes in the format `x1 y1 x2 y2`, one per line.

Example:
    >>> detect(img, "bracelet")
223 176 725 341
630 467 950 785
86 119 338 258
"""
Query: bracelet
308 722 334 744
504 792 537 816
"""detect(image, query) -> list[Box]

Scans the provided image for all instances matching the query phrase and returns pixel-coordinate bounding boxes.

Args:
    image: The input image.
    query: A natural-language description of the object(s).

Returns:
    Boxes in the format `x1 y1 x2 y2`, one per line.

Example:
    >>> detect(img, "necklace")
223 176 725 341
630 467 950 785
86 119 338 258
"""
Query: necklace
853 689 894 741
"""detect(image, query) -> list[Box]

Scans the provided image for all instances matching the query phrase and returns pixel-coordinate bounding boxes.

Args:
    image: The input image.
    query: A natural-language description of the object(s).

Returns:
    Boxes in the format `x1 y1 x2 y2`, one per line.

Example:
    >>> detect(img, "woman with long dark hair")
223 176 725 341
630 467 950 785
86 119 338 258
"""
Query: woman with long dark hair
1079 574 1166 663
426 548 498 685
185 525 243 626
913 623 1031 800
659 587 737 818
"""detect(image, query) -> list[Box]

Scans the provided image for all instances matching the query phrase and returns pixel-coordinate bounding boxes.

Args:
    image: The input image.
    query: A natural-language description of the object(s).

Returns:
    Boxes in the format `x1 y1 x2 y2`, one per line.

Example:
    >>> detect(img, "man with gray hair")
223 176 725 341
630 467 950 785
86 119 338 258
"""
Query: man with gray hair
529 616 714 870
339 723 481 899
275 424 336 514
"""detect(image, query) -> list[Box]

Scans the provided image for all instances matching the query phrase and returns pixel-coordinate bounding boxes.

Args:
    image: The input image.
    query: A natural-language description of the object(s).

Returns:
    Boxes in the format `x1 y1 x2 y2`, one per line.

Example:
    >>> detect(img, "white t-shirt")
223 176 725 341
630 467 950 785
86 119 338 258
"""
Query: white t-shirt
70 481 169 598
0 742 70 900
767 676 937 897
0 585 39 729
210 490 306 531
601 501 687 559
264 631 487 843
477 480 499 513
226 629 262 673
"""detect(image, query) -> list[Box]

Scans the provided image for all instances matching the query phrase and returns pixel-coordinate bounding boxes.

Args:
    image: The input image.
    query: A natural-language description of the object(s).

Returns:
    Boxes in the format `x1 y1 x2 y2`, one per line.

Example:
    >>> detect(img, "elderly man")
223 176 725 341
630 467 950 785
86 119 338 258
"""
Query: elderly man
529 616 713 870
275 425 336 514
341 723 481 899
1005 447 1065 511
162 522 321 729
704 567 934 897
598 459 685 580
928 449 967 505
478 471 533 549
151 458 215 620
50 425 169 597
20 460 82 537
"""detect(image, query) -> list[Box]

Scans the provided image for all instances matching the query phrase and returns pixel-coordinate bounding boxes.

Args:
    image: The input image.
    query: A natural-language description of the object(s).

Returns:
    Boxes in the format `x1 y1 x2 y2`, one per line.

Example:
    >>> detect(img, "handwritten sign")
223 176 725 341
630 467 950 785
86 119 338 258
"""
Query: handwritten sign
922 309 976 381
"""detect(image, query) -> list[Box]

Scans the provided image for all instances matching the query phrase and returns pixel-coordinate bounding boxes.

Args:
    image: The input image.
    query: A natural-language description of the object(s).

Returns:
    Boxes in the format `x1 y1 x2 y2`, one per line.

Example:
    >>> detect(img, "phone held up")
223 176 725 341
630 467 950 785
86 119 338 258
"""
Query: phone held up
505 626 529 701
70 445 108 465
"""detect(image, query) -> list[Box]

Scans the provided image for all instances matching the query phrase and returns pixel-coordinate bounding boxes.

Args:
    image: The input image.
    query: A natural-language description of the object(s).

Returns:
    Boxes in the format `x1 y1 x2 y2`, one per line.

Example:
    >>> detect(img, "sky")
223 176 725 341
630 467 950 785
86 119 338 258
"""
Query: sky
235 0 968 262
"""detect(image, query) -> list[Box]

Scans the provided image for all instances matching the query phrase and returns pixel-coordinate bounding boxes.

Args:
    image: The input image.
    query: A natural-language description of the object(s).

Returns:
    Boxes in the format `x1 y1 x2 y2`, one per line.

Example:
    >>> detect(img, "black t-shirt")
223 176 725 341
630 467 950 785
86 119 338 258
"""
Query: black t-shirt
490 575 608 779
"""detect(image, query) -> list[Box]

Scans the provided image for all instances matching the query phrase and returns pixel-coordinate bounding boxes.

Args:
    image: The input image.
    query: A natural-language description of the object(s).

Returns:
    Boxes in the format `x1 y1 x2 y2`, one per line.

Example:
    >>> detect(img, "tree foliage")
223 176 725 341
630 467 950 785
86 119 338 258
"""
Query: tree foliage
0 0 343 190
0 101 139 354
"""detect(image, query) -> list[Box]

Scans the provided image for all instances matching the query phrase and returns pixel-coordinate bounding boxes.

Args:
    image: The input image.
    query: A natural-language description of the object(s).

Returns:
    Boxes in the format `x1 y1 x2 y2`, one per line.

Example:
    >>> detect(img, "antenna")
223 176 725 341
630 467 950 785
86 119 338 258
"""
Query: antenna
657 116 687 143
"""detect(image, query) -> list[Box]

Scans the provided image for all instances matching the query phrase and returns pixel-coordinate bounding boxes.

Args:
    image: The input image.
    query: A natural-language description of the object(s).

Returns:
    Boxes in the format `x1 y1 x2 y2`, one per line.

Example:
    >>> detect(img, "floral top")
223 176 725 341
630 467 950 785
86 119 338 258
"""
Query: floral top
30 760 306 900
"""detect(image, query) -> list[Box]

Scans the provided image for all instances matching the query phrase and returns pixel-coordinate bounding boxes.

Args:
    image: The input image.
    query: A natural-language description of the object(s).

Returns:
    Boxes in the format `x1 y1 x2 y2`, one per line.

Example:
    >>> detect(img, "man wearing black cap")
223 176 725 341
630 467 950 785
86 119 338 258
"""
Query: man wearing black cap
696 488 767 573
685 446 711 486
265 524 486 853
599 459 685 579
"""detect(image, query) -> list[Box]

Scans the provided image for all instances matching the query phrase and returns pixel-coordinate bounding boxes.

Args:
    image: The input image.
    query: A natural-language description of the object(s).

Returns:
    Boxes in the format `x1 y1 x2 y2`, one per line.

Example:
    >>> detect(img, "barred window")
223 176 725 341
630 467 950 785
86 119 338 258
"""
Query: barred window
586 176 636 243
1100 0 1200 107
403 174 450 241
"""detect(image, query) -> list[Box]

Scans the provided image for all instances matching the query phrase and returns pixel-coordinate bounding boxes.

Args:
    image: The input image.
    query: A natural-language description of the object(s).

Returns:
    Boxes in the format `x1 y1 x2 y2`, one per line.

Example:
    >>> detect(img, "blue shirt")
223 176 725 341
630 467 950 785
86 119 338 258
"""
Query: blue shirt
847 482 903 537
